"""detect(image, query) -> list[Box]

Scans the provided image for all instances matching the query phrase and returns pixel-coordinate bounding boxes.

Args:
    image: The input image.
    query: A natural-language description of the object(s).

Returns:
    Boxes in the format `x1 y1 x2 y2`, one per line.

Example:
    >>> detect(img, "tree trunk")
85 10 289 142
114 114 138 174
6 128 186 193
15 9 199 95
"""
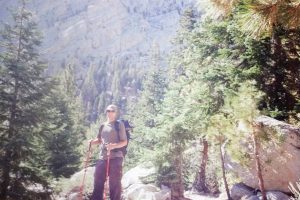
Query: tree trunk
252 124 267 200
171 182 185 200
219 141 231 200
193 138 208 193
0 152 12 199
171 148 185 200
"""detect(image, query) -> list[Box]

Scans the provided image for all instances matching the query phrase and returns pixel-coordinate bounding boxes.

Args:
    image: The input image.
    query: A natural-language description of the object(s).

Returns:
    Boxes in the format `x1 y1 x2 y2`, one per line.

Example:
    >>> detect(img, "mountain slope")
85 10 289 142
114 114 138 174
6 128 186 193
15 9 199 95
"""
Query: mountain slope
1 0 195 70
0 0 197 121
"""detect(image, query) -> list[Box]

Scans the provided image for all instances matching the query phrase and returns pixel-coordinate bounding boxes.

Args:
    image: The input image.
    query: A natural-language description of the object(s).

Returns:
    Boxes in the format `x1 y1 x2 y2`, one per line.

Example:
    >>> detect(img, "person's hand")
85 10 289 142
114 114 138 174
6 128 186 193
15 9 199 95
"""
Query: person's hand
89 139 98 146
105 143 116 153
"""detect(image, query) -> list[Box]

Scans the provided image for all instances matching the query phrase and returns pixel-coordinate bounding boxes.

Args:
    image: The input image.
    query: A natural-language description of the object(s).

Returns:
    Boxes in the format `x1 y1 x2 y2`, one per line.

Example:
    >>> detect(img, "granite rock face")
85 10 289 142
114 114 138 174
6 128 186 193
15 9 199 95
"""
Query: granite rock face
228 116 300 193
0 0 199 121
0 0 196 73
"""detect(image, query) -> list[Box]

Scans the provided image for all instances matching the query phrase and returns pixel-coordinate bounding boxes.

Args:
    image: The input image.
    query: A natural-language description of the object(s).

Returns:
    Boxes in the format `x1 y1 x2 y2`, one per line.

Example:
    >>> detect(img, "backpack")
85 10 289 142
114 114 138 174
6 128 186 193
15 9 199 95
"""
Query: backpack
114 119 132 156
99 119 133 157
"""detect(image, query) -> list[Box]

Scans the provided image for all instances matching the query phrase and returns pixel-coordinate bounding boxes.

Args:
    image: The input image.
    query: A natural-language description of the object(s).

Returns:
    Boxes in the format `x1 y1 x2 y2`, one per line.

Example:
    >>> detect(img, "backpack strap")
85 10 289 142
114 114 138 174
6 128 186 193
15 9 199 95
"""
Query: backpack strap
114 120 121 142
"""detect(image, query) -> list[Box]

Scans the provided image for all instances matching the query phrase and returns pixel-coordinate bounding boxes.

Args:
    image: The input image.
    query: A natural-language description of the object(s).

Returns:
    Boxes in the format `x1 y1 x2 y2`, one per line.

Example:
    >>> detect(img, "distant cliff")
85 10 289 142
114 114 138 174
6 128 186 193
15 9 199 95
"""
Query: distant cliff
0 0 197 121
1 0 195 71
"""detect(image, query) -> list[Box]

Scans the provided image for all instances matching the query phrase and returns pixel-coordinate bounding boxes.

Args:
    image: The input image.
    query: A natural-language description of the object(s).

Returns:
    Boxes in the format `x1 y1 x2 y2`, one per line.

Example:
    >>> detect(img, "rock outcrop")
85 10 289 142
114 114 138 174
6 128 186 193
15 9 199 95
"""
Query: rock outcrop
54 166 95 200
228 116 300 193
122 164 156 188
122 164 171 200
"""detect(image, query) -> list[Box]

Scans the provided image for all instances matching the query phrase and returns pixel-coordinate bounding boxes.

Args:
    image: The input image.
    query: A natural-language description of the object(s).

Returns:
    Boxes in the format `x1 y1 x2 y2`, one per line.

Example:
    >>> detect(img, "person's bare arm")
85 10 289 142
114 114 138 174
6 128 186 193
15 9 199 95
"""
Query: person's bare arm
89 138 101 146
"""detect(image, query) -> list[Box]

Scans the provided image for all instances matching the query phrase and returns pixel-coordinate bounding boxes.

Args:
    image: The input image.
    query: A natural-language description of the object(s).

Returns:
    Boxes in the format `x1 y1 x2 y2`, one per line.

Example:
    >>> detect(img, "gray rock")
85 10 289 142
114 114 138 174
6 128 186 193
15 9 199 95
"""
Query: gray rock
122 164 170 200
230 183 255 200
232 189 290 200
265 191 290 200
124 183 170 200
228 116 300 193
241 195 259 200
122 164 156 189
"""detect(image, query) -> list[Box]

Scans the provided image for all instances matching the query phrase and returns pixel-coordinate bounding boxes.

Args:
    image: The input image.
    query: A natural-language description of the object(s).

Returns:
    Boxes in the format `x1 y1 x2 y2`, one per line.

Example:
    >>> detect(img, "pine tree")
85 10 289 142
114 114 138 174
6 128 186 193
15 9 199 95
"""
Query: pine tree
235 1 300 122
126 68 167 168
226 82 267 200
207 114 233 200
154 79 195 200
0 1 51 199
209 0 300 123
172 18 239 193
42 64 85 178
43 88 82 178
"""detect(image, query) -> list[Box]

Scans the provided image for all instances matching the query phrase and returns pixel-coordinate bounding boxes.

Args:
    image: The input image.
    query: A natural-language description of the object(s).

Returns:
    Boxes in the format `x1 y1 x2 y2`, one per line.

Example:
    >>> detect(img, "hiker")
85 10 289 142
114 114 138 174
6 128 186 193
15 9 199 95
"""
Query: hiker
89 104 127 200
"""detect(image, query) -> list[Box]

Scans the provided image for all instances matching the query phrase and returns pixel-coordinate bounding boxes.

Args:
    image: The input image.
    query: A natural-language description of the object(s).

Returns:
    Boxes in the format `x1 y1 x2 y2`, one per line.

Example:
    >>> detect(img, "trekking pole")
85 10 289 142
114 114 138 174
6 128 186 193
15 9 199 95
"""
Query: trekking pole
103 148 111 200
79 142 93 200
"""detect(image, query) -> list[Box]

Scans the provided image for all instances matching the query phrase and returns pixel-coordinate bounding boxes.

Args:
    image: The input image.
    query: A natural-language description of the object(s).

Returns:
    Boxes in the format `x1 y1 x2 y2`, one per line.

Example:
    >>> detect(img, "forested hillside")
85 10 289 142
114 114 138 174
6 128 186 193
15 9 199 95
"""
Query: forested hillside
0 0 196 122
1 0 300 200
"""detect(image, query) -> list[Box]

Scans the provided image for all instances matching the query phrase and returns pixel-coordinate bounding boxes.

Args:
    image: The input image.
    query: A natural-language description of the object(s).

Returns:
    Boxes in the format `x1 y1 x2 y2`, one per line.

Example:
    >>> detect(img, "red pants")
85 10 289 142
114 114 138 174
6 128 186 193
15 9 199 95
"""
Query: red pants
91 157 123 200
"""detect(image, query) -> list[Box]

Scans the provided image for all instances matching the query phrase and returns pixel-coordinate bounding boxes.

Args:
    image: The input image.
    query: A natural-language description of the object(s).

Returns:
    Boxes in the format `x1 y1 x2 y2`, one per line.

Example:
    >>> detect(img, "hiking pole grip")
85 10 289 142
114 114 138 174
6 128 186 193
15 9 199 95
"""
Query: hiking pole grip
88 141 92 152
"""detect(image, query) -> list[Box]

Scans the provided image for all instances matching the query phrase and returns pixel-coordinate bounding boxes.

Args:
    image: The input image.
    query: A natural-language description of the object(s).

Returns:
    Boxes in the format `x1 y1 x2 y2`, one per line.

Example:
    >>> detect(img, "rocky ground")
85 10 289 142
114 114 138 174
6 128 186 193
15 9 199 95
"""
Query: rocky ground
185 192 222 200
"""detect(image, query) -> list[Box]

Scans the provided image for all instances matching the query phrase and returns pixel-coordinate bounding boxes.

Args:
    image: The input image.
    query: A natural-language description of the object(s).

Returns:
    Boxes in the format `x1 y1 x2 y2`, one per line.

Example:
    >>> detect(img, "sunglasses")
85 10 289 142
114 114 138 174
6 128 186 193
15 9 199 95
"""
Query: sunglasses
106 110 115 113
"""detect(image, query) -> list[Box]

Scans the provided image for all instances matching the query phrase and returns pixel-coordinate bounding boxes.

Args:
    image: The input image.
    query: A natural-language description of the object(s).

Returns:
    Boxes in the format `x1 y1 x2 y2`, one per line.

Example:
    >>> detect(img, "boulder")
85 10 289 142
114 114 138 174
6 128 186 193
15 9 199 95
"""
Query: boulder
122 164 156 189
228 116 300 193
265 191 290 200
122 164 170 200
230 183 255 200
55 167 95 200
230 183 290 200
124 183 170 200
254 190 290 200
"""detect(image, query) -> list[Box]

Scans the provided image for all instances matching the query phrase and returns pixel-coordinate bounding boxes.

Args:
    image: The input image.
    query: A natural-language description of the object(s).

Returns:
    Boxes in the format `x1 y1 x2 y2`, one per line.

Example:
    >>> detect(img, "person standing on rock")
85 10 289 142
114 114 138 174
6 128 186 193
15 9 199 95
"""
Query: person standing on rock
89 104 127 200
